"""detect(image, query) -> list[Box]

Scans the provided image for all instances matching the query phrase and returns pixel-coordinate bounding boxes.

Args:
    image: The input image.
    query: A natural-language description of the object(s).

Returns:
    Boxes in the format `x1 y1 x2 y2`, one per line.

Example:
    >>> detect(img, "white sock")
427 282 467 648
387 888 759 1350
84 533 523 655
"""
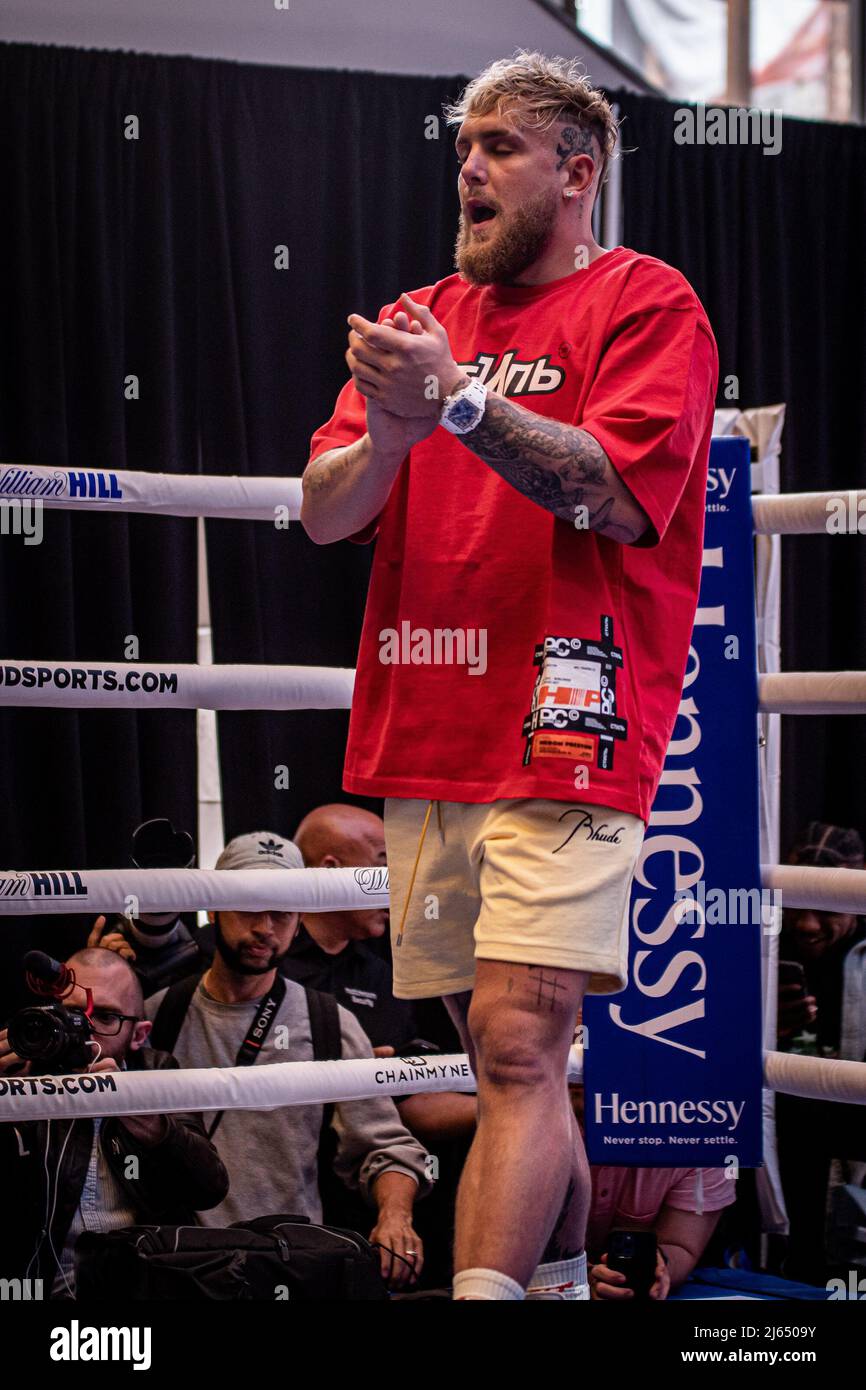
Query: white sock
525 1254 589 1300
452 1268 526 1301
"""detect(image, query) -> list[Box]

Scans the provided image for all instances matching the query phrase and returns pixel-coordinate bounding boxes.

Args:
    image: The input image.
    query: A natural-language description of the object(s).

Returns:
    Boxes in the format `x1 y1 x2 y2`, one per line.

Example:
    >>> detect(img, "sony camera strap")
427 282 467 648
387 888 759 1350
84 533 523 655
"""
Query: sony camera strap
206 973 287 1140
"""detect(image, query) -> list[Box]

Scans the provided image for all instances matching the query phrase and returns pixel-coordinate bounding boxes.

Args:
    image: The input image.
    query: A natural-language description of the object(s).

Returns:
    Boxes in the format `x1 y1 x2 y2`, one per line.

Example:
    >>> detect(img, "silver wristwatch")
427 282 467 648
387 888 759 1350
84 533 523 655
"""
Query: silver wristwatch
440 377 487 435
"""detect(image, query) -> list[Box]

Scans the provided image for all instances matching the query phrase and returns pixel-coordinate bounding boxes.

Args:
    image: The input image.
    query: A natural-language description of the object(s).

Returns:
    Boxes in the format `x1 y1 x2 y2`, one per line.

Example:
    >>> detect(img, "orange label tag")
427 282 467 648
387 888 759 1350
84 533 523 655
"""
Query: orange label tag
533 734 595 760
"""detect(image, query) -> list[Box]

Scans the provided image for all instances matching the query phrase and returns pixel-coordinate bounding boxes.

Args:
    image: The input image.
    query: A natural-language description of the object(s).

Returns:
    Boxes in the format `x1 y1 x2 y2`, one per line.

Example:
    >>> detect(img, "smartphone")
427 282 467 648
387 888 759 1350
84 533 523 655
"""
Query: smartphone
779 960 807 991
607 1229 658 1299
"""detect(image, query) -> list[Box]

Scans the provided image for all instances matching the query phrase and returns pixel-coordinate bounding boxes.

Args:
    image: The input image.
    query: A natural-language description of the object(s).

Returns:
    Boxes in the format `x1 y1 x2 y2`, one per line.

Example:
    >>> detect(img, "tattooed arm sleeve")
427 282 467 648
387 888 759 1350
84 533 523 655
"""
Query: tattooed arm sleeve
457 385 653 545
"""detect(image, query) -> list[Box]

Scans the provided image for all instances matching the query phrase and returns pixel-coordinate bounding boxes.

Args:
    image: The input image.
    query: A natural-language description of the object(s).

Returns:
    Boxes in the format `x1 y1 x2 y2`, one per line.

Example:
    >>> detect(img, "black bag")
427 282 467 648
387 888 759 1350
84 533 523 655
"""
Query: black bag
74 1213 388 1301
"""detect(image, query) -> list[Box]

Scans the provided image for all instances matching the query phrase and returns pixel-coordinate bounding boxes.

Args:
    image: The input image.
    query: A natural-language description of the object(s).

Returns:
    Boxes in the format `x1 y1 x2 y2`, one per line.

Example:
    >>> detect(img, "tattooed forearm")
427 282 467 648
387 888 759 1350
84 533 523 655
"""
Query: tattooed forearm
301 433 404 545
302 441 364 496
460 389 650 544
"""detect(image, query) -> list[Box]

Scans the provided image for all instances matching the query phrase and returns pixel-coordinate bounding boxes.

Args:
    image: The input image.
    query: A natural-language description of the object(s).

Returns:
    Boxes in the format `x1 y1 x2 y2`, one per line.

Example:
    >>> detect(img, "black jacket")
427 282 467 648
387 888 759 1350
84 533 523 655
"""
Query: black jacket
0 1048 229 1281
282 925 418 1051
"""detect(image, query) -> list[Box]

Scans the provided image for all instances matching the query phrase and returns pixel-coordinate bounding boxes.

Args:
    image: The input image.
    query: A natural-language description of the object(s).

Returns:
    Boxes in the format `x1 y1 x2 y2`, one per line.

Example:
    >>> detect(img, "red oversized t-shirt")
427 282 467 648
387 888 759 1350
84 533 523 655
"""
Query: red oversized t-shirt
309 247 718 823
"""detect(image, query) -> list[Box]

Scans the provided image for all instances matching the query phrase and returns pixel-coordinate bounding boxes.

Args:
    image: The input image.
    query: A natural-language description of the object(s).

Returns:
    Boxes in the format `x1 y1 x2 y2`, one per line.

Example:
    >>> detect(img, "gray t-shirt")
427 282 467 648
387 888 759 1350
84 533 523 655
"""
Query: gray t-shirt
146 976 429 1227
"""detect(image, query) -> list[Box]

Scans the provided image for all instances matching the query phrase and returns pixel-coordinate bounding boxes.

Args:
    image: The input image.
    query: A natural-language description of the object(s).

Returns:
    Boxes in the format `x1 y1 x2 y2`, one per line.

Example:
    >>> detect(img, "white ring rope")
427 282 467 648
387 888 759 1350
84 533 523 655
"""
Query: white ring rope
0 1047 862 1125
0 866 388 916
0 1052 481 1123
0 464 302 521
752 490 866 536
2 465 861 536
3 863 865 917
758 671 866 714
0 661 354 709
760 864 866 915
2 661 865 715
763 1051 866 1105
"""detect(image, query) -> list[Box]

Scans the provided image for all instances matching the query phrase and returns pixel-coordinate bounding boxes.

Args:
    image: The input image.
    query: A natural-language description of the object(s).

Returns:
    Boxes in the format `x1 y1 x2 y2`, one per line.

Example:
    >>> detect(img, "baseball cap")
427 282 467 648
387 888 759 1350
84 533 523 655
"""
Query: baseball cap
215 831 304 873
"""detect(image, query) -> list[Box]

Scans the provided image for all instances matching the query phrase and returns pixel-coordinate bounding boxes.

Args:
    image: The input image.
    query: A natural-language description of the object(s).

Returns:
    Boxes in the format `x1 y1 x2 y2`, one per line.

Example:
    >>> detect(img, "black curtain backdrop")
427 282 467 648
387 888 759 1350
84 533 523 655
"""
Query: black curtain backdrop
0 43 202 1014
1 42 864 1013
197 60 465 845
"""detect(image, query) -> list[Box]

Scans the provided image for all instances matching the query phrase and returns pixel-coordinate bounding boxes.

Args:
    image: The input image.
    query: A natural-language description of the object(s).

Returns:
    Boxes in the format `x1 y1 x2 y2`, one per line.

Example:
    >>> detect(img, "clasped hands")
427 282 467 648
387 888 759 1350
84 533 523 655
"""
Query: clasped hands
346 292 466 426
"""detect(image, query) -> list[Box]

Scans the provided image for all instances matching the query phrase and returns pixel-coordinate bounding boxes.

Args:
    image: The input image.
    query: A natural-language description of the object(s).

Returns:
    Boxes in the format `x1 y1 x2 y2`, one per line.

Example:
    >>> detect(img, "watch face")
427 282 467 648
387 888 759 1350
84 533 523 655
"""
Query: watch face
451 397 481 429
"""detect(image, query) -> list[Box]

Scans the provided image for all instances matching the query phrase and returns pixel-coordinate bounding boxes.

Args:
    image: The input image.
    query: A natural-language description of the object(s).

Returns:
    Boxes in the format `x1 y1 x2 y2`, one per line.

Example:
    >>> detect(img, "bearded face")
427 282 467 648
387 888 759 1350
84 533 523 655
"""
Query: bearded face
455 183 562 287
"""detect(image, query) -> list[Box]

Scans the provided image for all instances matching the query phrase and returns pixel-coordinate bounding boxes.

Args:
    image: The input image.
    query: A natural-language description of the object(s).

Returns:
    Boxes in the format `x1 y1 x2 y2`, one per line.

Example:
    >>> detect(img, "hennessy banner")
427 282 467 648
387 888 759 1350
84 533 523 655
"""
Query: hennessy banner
584 437 764 1167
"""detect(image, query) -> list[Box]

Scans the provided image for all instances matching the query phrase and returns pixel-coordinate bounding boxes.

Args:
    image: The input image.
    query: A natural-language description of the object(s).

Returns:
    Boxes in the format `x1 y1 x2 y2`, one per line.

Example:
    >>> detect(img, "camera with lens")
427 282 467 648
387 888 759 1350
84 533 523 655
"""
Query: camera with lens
109 817 205 992
6 951 97 1075
6 1001 95 1074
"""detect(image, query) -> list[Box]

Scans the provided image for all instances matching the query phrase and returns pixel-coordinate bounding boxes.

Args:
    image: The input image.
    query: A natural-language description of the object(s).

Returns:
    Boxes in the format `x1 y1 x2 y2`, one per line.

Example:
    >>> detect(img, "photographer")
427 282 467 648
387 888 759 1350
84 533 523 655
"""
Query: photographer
0 947 228 1296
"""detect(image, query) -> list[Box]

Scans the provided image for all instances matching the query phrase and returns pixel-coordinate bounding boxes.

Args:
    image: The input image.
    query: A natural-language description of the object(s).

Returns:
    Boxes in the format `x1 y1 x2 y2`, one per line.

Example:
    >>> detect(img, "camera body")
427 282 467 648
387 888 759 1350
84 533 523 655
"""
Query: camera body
115 817 204 993
112 913 202 994
7 1001 95 1074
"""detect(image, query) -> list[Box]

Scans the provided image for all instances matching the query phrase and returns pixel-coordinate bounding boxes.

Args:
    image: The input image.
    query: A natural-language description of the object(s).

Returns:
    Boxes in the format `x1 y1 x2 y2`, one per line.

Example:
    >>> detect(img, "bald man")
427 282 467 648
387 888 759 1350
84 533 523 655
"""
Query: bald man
0 947 228 1294
294 802 390 942
285 803 417 1052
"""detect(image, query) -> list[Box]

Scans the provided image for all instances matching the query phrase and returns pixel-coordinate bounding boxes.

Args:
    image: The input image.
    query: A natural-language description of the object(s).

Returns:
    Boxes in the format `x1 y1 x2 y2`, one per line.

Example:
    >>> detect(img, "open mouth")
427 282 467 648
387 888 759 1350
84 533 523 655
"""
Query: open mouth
467 202 497 226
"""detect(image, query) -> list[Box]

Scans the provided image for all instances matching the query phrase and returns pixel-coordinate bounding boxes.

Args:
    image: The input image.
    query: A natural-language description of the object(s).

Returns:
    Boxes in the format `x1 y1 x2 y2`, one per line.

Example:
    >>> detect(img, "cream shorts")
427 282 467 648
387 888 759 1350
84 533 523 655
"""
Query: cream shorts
383 797 645 1000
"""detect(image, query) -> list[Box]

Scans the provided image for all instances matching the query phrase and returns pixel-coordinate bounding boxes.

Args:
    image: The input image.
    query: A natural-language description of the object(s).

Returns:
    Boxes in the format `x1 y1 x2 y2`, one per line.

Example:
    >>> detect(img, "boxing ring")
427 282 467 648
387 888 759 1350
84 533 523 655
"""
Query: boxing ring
1 438 865 1168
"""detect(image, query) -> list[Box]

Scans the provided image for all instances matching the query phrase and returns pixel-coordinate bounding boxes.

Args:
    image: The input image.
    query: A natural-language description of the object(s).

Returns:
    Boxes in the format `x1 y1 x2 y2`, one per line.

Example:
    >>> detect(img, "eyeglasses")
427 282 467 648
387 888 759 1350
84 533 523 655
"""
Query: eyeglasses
88 1008 140 1036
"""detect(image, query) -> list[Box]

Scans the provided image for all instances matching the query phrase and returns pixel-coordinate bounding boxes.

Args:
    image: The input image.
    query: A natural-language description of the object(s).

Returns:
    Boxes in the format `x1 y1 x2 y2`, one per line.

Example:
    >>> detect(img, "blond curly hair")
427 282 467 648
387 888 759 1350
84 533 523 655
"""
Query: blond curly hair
443 49 619 188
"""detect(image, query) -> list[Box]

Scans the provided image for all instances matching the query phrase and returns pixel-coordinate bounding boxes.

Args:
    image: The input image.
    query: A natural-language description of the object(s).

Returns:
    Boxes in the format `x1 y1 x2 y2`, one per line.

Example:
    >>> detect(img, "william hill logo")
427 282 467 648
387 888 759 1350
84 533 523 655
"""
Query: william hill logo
0 871 86 900
462 351 565 397
0 466 123 501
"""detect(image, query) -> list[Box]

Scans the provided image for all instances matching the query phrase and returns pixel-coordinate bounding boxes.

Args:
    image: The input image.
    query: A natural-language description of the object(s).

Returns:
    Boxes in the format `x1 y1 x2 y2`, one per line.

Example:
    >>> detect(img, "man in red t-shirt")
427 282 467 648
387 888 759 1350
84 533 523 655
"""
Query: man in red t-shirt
303 52 718 1301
